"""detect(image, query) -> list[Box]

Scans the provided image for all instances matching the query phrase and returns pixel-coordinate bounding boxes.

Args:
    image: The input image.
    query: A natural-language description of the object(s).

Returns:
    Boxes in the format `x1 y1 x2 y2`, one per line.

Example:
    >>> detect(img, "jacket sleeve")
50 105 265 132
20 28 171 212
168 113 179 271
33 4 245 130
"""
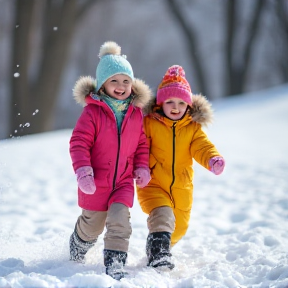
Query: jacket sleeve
133 115 149 170
69 106 97 171
190 122 221 170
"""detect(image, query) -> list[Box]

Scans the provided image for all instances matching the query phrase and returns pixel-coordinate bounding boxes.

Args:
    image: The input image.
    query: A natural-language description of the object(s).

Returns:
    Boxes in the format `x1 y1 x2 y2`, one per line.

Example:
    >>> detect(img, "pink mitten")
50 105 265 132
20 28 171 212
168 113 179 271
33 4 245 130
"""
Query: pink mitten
76 166 96 194
209 156 225 175
134 167 151 188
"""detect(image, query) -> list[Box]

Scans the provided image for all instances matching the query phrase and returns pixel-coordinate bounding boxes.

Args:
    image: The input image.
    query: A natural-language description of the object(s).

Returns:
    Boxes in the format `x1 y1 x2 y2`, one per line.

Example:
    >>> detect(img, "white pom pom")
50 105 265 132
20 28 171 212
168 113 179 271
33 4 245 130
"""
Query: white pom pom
98 41 121 58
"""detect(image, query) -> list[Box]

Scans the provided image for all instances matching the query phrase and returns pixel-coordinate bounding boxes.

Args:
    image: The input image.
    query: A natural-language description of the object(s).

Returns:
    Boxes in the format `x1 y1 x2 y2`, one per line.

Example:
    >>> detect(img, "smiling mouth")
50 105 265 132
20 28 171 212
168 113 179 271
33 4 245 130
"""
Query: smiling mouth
171 109 180 114
115 90 125 96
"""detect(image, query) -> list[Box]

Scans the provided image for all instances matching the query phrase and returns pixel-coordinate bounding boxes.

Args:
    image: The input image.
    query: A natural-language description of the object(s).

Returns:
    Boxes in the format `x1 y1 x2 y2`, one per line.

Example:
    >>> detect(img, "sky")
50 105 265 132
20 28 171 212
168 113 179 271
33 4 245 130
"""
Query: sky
0 85 288 288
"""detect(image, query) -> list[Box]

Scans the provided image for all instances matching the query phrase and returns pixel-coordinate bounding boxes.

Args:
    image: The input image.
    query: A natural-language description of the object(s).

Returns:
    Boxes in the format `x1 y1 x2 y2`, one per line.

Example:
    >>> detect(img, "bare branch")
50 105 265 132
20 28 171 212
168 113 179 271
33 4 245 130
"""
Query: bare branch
225 0 266 96
225 0 236 95
275 0 288 81
242 0 267 83
10 0 37 135
165 0 207 95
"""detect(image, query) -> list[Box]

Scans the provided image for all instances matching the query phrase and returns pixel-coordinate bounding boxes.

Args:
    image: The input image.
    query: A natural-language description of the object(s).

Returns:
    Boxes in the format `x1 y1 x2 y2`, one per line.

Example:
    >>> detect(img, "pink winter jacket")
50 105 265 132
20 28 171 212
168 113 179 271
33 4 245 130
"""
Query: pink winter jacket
70 76 152 211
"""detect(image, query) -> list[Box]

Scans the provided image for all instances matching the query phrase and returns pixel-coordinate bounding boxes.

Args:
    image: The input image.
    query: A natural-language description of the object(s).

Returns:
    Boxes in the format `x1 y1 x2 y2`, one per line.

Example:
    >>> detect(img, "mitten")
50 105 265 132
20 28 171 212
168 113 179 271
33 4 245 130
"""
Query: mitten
209 156 225 175
134 167 151 188
76 166 96 194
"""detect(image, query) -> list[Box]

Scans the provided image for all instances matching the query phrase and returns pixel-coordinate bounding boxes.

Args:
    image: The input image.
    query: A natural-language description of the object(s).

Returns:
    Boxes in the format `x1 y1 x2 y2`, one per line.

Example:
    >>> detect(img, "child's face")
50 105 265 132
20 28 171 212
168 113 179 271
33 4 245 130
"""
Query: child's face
162 97 188 120
102 74 132 100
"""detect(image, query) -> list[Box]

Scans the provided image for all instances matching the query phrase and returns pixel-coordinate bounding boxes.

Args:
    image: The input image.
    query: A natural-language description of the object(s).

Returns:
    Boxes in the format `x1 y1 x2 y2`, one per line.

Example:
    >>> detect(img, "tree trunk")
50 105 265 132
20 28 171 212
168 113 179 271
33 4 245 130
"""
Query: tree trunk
31 0 78 133
165 0 208 96
9 0 98 137
165 0 267 98
275 0 288 82
225 0 266 96
225 0 236 96
10 0 36 136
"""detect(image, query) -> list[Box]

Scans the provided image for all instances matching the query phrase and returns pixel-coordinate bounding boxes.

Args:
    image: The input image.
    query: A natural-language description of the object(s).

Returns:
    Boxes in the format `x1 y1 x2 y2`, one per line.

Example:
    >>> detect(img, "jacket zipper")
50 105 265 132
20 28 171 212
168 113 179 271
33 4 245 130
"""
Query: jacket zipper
170 123 176 207
113 132 121 189
103 102 120 190
111 107 134 189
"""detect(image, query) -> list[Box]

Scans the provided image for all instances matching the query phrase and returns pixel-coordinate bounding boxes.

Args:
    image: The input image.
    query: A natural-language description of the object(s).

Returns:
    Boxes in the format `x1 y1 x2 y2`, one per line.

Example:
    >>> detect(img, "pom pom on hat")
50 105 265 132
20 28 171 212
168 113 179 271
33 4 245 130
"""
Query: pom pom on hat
156 65 192 106
98 41 121 58
96 41 134 92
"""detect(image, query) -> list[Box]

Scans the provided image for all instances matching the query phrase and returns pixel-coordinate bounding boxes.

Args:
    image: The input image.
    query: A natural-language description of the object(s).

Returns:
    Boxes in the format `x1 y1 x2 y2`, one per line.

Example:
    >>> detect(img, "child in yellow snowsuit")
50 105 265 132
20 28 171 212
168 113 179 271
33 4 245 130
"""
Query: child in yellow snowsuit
137 65 225 269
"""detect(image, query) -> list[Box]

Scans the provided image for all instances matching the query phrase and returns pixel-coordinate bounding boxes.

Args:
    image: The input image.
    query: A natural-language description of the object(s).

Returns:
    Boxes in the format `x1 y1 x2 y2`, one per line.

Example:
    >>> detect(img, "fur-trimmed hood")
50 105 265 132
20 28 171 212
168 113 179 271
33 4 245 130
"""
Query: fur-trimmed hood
188 94 213 126
148 93 214 127
72 76 153 113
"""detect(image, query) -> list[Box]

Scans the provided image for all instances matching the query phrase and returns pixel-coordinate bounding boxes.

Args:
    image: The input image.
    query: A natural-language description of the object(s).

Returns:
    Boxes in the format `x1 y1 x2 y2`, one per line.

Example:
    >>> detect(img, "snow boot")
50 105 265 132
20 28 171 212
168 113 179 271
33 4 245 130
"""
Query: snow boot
146 232 174 270
103 249 127 280
69 229 96 262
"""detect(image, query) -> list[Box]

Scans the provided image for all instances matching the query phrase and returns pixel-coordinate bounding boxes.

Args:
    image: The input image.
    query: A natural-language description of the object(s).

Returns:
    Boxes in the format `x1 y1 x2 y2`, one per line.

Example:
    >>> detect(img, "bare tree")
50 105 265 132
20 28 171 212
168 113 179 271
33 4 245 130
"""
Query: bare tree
225 0 266 96
165 0 268 97
274 0 288 82
9 0 98 137
165 0 208 96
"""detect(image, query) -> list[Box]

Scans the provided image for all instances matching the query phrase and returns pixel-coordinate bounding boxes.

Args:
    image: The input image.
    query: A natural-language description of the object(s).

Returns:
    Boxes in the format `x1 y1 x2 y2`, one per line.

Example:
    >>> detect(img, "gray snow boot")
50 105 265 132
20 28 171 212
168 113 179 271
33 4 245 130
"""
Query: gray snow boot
69 229 96 262
146 232 174 269
104 249 128 280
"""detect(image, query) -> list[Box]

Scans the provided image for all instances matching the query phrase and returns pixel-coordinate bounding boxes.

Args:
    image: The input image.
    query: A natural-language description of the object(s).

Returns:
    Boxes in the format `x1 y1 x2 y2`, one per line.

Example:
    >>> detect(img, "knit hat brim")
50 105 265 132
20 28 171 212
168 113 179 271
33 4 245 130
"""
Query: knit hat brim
156 86 192 106
156 65 192 106
95 42 134 92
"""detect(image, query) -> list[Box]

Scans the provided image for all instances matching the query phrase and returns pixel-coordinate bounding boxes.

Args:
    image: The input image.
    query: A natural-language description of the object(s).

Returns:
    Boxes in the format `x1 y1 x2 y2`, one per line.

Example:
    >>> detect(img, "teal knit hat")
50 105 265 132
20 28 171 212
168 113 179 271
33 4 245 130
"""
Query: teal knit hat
96 41 134 92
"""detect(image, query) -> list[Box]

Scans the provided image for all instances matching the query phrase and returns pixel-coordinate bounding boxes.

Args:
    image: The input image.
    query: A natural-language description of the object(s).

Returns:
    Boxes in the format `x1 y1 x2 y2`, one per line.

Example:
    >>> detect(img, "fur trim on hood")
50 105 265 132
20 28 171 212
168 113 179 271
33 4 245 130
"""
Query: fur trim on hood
148 93 213 127
73 76 153 112
188 94 213 126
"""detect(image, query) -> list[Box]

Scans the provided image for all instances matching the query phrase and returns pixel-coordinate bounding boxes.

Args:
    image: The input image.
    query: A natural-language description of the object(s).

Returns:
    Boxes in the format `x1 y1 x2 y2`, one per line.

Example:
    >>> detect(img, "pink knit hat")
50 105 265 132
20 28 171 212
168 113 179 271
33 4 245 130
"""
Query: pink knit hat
156 65 192 106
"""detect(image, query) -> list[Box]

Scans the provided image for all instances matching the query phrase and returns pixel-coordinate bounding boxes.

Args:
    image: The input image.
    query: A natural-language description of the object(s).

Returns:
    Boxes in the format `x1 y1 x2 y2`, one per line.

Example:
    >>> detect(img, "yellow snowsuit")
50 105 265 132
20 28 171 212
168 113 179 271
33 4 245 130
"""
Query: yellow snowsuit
137 95 221 246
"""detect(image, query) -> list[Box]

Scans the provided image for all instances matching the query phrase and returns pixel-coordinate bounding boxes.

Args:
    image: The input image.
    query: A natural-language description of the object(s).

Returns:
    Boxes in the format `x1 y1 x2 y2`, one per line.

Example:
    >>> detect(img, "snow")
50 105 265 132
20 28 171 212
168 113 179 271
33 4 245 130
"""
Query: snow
0 85 288 288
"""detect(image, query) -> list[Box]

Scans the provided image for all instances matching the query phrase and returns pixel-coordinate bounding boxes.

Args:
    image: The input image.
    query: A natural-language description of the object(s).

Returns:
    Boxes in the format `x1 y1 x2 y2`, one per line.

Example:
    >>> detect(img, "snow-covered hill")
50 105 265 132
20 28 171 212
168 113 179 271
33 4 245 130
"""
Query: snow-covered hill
0 85 288 288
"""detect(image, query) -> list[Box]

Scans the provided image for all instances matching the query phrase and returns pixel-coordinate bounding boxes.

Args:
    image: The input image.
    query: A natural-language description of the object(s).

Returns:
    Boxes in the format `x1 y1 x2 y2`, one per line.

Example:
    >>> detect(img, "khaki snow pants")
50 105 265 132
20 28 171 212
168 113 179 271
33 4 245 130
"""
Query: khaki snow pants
75 203 132 252
147 206 190 247
147 206 175 234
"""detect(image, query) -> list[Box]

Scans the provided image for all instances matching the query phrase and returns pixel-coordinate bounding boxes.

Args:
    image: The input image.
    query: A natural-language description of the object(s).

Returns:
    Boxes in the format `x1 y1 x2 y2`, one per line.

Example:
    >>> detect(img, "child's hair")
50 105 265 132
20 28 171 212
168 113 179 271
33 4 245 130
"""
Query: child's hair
95 41 134 92
156 65 192 106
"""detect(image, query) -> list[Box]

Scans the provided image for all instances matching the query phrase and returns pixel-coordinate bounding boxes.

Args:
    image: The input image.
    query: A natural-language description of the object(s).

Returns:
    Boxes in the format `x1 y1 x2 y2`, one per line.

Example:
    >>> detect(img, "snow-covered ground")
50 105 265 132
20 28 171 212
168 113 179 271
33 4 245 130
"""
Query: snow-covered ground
0 85 288 288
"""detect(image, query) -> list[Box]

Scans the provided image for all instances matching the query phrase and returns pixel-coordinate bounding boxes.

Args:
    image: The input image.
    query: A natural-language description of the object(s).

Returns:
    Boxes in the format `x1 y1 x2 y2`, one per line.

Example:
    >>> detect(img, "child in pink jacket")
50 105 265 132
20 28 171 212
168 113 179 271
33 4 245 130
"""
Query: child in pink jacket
69 41 152 280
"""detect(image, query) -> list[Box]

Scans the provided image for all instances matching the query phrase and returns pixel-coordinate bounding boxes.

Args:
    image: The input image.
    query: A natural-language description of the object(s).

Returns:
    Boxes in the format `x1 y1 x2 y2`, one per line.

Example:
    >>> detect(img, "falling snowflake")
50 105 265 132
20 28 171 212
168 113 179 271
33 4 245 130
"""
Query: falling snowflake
32 109 39 116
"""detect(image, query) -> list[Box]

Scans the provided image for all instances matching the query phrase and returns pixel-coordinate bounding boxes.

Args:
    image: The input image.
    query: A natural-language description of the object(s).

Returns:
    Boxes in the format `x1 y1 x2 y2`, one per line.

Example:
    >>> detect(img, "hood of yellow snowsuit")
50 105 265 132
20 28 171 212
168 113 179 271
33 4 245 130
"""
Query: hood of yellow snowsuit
136 94 222 245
